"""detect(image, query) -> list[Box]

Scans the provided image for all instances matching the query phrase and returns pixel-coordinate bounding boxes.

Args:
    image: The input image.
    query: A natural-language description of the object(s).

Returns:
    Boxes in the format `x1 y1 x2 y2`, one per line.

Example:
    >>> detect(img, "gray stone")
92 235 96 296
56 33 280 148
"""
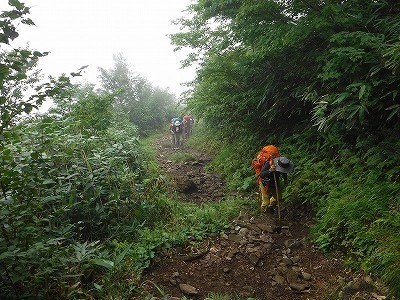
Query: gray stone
289 282 308 291
228 234 243 243
286 269 299 284
291 266 301 273
260 234 273 243
302 272 312 281
273 274 286 285
277 265 289 275
291 255 301 264
257 223 275 233
262 243 273 251
179 283 198 295
226 247 240 260
282 257 293 266
246 245 261 253
248 253 260 265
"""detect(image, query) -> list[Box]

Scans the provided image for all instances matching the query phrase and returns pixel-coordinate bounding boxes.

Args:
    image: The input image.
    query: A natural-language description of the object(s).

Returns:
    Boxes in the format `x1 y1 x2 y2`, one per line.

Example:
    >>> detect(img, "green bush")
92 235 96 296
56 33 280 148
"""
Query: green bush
0 115 148 298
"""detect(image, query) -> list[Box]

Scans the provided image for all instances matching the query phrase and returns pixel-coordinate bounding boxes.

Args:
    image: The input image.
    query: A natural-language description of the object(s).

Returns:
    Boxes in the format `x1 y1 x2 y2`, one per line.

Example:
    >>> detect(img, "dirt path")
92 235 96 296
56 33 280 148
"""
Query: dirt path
135 134 389 300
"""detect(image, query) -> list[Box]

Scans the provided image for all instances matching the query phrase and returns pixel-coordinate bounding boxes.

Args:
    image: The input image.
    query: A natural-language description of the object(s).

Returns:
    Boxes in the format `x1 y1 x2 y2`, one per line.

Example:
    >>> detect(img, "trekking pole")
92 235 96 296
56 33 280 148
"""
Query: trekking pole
270 156 281 221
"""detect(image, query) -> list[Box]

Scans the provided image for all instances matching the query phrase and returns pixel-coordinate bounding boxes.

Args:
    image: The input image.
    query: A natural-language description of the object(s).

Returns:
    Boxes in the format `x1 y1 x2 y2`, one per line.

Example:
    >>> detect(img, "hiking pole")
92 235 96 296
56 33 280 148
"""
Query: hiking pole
270 156 281 221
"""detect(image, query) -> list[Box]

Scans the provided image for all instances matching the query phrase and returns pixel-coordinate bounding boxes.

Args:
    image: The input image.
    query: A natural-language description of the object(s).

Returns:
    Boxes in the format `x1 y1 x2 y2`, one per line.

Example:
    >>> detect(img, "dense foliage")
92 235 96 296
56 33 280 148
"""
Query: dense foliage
0 2 184 298
172 0 400 296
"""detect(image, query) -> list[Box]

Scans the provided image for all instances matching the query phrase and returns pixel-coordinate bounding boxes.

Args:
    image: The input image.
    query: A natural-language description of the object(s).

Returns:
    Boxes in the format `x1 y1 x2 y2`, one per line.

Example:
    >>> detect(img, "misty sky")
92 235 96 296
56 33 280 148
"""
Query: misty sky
1 0 196 99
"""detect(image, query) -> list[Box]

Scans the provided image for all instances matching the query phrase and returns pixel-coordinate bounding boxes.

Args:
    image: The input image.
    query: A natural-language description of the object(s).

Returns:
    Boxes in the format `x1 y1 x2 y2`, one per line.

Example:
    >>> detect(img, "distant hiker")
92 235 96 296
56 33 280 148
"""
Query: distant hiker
251 145 294 213
170 117 183 148
183 114 191 138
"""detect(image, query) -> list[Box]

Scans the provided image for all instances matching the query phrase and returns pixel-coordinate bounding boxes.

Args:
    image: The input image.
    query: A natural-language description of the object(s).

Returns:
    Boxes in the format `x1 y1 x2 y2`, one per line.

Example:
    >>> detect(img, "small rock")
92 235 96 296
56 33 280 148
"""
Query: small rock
273 274 286 285
257 223 274 233
291 266 301 273
291 256 301 264
260 234 273 243
223 267 231 273
248 253 259 265
262 243 273 251
302 272 312 281
282 257 293 266
284 238 303 249
228 234 243 243
289 282 308 292
179 283 198 295
286 269 299 284
246 244 261 253
277 265 289 275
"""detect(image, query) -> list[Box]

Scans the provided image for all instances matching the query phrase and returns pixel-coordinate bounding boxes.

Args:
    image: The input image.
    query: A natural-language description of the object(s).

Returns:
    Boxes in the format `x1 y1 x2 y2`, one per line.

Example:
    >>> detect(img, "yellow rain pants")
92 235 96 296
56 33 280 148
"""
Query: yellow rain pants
259 182 280 212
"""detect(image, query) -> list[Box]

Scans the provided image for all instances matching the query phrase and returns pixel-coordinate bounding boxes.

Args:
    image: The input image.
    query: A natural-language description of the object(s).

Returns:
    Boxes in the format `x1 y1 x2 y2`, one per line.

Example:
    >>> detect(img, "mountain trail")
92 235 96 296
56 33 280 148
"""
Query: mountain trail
135 134 388 300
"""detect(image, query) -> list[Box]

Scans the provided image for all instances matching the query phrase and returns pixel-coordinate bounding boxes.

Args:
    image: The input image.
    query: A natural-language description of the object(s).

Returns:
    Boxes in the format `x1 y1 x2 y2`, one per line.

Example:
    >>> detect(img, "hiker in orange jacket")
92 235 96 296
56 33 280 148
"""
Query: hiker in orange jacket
252 145 294 213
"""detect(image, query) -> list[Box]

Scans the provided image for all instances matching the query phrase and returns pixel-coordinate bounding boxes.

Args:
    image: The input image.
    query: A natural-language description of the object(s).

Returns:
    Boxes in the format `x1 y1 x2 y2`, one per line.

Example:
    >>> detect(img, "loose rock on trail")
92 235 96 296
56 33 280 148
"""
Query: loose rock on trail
135 135 390 300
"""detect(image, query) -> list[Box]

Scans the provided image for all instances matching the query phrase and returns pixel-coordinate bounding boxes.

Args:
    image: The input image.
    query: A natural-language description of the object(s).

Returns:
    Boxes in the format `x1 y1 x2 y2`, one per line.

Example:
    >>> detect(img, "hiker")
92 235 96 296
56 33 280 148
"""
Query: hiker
170 117 183 148
251 145 294 213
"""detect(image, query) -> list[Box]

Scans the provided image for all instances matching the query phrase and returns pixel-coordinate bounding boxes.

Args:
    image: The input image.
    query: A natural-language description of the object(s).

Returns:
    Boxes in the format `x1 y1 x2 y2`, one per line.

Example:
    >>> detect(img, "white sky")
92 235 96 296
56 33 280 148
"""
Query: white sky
1 0 196 99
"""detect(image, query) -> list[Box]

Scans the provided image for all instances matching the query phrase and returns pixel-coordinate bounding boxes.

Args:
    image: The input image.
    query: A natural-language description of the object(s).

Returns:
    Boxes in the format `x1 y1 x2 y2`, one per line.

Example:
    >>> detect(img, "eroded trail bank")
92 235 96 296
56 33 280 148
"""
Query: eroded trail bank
135 135 389 300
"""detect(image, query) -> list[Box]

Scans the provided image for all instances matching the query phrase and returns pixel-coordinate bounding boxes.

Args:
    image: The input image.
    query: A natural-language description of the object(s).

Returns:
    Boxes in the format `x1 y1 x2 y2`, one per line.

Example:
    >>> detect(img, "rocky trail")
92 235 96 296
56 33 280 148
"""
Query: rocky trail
135 135 390 300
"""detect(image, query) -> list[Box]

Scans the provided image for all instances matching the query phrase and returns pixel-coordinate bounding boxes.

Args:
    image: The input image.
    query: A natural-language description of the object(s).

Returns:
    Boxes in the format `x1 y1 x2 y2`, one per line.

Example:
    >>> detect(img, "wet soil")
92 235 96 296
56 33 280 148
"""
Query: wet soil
134 135 390 300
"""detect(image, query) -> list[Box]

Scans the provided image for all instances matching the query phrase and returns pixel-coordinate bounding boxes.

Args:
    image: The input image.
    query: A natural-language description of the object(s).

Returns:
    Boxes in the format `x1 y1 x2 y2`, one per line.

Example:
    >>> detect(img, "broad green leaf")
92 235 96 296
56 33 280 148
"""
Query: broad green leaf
43 179 56 185
8 0 25 10
358 84 366 99
114 244 132 265
21 18 35 26
91 259 114 270
387 106 399 120
19 49 31 57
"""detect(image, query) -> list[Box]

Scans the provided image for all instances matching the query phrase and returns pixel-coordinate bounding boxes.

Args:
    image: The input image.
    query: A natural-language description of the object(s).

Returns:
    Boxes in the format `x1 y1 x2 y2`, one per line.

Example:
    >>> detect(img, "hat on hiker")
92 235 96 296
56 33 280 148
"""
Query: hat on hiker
273 156 294 173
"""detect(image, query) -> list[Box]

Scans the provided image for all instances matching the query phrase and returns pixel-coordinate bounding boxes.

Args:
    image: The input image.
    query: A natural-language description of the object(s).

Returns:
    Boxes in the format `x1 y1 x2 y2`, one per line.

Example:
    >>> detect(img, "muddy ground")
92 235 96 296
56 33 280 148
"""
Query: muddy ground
134 134 391 300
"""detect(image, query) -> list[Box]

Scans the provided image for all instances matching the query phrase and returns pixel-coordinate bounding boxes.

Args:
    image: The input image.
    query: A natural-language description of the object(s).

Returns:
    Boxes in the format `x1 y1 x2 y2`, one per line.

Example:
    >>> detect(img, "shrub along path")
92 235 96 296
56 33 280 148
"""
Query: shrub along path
136 135 390 300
